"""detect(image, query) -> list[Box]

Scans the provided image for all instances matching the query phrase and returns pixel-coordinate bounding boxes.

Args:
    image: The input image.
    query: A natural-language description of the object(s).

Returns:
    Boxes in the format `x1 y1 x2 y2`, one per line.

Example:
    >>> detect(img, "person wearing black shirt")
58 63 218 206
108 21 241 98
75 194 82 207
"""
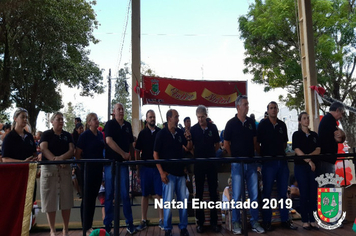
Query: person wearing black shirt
182 116 193 158
224 96 265 234
72 117 82 145
75 113 105 235
40 112 74 236
2 108 38 211
103 103 137 235
257 101 297 231
72 122 84 146
292 112 320 230
135 110 163 231
317 102 346 180
190 105 220 233
2 108 37 162
154 109 192 236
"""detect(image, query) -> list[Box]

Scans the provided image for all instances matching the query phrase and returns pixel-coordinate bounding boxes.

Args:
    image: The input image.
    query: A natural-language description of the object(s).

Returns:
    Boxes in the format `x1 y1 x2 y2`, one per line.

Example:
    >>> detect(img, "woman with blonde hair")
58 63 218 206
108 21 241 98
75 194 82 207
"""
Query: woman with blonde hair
75 113 105 235
40 112 74 236
2 108 37 162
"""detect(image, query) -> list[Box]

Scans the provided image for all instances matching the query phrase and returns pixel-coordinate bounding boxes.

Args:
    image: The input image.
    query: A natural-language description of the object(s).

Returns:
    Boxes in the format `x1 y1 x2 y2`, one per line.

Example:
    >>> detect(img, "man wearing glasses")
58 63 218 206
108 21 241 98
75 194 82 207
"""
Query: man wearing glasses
224 95 265 234
257 101 297 231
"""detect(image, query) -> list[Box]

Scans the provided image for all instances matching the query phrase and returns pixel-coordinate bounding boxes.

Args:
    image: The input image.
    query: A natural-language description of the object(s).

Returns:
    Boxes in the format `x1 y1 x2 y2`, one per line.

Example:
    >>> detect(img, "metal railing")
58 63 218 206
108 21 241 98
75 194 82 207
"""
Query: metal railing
2 150 356 236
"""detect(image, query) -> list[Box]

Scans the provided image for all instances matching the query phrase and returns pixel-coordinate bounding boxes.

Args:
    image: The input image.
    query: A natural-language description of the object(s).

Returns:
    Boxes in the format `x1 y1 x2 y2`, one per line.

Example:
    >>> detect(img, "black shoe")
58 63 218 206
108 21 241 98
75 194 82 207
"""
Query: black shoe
165 230 172 236
126 224 138 234
211 225 221 232
262 222 274 231
281 220 298 230
137 220 148 231
105 224 112 234
196 225 204 233
310 223 320 230
303 226 311 230
180 228 189 236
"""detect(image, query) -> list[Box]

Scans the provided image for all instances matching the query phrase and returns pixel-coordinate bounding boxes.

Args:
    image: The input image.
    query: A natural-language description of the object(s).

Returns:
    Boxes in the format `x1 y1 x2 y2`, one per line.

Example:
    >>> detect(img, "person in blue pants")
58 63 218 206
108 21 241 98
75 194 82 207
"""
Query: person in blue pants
154 109 192 236
257 101 298 231
103 103 137 235
292 112 320 230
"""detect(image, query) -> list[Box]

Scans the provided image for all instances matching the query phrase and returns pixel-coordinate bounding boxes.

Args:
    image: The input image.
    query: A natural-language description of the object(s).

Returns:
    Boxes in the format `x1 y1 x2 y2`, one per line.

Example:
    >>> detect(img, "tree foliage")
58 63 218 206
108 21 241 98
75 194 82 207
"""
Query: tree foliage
112 67 132 122
63 102 76 133
62 102 90 132
239 0 356 147
111 62 156 123
0 110 10 124
0 0 104 132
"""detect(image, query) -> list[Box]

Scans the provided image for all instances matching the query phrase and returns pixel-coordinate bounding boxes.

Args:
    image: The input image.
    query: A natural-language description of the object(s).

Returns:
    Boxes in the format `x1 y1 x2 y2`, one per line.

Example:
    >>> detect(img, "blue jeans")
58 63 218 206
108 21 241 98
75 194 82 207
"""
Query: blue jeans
231 162 259 226
294 164 317 223
162 174 188 231
262 160 290 223
104 163 133 230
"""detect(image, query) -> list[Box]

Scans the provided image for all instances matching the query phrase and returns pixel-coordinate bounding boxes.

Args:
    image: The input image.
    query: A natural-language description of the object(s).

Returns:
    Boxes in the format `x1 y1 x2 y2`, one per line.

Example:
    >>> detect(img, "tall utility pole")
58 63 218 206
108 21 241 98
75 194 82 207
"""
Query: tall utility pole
131 0 141 136
298 0 319 132
107 68 112 121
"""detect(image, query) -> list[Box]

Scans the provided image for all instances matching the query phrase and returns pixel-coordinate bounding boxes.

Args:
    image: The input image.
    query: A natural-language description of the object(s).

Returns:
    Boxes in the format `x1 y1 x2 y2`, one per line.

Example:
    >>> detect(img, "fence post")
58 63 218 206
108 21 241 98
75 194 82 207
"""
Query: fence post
82 161 89 236
114 161 121 235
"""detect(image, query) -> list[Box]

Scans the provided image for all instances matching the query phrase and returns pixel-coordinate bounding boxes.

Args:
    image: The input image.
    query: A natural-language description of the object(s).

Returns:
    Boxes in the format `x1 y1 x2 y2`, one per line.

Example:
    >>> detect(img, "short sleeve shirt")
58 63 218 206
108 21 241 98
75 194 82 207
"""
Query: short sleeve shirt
2 129 36 160
224 115 257 157
40 129 73 161
292 130 320 165
154 127 187 176
104 119 134 162
190 122 220 158
318 113 338 163
135 126 161 167
76 129 105 160
257 118 288 156
72 129 79 146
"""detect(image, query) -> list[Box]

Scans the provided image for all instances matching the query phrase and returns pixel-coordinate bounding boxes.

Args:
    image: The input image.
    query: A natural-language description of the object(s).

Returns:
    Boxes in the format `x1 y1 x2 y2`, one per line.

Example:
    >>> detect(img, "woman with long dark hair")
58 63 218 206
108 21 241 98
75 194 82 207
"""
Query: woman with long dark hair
292 112 320 230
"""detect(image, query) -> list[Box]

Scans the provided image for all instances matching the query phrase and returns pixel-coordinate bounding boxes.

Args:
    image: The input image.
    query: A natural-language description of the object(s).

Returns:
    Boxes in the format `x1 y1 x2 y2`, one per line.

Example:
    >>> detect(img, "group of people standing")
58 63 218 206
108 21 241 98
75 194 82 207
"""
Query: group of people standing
134 96 346 236
0 96 346 236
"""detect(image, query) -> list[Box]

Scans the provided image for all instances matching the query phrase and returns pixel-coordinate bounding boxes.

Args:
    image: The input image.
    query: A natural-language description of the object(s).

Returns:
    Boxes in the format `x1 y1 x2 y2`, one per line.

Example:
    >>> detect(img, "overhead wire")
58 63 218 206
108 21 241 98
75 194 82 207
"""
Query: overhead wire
116 0 132 76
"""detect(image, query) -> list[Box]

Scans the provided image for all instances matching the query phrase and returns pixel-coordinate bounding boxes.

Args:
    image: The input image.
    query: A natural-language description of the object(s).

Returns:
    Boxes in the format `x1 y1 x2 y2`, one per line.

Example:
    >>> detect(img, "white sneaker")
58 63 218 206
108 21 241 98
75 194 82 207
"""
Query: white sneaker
232 222 242 235
252 222 265 234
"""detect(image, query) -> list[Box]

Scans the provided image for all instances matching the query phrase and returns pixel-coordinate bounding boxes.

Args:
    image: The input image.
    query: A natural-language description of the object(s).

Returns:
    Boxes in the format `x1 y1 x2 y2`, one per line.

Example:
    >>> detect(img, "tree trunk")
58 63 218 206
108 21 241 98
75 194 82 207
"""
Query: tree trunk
0 15 12 110
28 107 40 135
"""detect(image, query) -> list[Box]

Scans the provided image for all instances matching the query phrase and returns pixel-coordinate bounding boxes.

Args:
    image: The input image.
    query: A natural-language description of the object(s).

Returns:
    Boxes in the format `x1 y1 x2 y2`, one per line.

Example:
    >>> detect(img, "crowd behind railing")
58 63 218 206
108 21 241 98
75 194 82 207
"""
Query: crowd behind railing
0 98 354 236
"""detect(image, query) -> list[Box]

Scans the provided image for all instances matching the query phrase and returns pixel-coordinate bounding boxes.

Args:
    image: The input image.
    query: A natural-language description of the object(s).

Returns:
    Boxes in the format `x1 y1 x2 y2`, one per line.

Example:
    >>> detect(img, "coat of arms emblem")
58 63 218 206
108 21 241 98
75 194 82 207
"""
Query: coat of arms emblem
150 79 160 96
313 173 346 230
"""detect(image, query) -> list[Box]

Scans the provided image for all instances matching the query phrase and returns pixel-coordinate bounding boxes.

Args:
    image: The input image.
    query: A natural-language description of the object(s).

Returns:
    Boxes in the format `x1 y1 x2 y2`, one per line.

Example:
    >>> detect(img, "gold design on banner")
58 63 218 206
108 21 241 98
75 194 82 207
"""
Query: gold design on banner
22 163 37 236
201 88 237 104
165 84 197 101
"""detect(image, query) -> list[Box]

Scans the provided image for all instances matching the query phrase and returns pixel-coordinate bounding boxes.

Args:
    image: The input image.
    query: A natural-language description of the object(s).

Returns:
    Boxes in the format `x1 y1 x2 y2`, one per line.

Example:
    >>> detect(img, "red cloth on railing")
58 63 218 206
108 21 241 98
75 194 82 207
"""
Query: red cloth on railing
0 163 37 236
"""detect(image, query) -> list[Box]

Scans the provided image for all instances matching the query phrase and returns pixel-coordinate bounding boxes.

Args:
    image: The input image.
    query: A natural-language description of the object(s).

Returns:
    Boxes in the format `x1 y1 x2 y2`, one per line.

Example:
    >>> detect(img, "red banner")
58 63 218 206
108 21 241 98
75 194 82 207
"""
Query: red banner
142 76 247 107
0 163 37 236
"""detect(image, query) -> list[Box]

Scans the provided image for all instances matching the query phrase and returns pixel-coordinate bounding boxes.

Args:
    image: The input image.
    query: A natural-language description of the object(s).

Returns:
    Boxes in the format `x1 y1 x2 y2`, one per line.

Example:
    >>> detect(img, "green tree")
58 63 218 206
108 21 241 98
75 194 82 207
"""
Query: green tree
141 61 157 77
74 102 89 124
0 0 104 132
112 67 132 122
0 110 10 124
239 0 356 147
63 102 76 133
111 62 157 123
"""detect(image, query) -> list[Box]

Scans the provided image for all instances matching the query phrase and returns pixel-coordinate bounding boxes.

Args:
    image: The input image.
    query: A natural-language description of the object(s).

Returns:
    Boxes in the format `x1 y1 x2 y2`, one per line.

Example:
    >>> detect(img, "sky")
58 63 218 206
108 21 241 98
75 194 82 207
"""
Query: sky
36 0 287 132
